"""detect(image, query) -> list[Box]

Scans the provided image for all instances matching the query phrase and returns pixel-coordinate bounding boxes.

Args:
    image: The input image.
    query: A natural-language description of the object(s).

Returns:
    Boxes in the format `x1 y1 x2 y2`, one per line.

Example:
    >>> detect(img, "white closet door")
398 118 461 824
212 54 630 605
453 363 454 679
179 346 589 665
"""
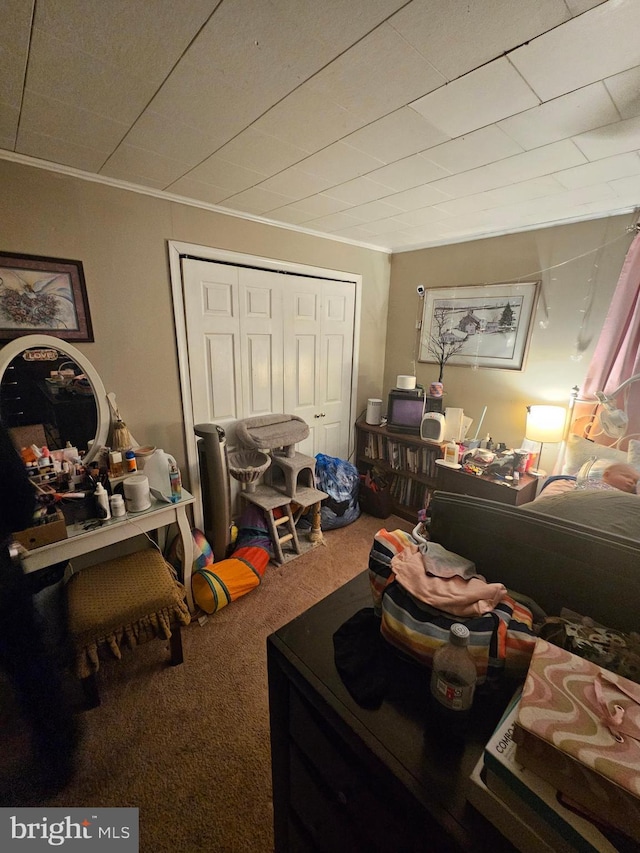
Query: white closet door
182 260 283 447
182 257 355 460
283 277 355 459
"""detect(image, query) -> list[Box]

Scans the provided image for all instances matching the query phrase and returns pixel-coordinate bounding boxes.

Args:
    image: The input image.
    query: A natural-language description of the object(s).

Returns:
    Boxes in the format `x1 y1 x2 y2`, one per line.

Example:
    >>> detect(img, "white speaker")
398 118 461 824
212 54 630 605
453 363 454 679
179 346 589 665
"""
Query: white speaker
420 412 445 443
366 398 383 425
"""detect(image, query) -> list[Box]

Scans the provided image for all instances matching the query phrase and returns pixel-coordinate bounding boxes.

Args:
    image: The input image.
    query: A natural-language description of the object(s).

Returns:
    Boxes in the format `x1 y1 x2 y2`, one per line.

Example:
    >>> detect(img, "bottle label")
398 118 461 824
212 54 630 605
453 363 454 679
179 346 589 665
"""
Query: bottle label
432 671 475 711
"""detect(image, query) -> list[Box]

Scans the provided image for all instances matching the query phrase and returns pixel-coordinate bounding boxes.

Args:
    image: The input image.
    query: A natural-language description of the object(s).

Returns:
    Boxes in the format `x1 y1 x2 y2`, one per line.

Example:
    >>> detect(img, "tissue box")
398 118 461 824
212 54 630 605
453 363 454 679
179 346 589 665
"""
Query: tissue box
13 509 67 550
514 638 640 844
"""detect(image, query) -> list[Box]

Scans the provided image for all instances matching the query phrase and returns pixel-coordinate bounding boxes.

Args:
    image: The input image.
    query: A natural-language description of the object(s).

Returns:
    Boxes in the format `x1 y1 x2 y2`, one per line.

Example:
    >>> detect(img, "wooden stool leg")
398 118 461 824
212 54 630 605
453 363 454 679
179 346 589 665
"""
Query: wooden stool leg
81 673 101 710
169 624 183 666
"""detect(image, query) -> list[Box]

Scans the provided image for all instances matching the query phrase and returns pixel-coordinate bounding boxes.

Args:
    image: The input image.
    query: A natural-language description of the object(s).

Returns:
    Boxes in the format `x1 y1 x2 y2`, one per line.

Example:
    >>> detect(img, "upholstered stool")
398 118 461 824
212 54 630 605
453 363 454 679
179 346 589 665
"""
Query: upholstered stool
66 548 191 708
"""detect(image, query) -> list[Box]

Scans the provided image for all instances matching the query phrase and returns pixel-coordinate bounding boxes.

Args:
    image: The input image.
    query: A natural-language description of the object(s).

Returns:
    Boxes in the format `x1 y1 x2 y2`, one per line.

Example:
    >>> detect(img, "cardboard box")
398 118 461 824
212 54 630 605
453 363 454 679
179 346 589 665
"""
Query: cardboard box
483 690 619 853
514 638 640 844
13 509 67 550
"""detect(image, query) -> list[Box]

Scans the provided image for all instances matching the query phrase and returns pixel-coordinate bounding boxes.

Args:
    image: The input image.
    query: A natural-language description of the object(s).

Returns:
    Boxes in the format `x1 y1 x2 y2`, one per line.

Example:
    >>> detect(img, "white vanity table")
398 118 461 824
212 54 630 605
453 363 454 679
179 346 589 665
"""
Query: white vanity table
0 334 198 613
19 490 197 612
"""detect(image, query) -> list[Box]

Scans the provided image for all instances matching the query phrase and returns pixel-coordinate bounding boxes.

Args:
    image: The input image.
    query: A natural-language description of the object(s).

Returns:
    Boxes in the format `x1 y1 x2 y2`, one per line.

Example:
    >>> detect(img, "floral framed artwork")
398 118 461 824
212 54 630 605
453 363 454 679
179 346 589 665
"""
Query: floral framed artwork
419 281 539 371
0 252 93 342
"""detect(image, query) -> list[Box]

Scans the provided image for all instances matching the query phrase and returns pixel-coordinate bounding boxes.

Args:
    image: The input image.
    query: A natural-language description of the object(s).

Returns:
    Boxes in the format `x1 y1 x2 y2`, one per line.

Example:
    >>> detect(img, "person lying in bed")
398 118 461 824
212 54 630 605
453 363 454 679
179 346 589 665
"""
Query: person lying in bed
602 462 640 494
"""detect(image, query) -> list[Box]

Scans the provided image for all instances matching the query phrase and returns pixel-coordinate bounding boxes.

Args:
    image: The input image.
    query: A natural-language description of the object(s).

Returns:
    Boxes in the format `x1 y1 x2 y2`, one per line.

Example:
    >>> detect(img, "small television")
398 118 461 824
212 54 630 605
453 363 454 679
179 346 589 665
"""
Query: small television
386 389 425 434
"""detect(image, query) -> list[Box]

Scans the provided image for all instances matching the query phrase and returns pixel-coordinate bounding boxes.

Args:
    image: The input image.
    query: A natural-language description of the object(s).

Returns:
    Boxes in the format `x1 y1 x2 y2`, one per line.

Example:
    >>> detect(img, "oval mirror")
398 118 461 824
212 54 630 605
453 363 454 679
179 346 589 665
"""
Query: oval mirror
0 334 109 466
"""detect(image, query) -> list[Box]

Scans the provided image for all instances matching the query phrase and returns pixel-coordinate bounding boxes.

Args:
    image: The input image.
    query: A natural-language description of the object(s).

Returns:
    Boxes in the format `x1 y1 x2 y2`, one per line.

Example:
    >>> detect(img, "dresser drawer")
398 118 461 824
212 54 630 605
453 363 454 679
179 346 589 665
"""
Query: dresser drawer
289 745 367 853
289 687 429 852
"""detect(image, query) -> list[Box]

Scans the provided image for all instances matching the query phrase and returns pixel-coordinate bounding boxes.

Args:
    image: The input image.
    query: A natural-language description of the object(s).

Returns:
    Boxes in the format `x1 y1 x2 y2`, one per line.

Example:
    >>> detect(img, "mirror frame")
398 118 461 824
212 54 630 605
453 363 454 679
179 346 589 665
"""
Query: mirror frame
0 334 109 466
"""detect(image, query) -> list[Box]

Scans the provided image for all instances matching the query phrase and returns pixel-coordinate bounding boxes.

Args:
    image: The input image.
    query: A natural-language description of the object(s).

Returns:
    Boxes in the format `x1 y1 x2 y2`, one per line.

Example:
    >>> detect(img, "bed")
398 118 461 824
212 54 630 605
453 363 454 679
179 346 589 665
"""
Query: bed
520 384 640 540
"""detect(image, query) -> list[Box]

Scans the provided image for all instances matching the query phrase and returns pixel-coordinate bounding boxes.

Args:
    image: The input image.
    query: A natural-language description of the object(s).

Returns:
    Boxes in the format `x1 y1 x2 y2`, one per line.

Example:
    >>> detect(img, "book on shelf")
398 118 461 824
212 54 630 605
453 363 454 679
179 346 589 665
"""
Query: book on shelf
482 689 622 853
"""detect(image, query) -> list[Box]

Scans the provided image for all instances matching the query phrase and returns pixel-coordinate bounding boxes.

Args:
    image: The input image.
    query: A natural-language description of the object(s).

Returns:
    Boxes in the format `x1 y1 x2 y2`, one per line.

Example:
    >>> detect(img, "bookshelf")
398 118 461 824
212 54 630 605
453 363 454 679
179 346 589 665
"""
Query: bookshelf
355 418 443 523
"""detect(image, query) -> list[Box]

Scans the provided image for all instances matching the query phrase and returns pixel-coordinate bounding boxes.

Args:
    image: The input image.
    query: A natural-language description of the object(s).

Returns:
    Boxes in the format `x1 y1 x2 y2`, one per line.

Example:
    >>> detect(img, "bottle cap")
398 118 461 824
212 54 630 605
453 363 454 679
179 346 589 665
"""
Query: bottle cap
449 623 470 646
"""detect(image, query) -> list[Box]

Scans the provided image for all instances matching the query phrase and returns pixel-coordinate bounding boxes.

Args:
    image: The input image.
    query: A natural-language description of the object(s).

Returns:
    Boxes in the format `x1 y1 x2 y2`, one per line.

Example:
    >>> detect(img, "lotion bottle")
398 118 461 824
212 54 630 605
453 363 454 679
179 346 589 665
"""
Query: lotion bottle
95 482 111 520
443 440 458 466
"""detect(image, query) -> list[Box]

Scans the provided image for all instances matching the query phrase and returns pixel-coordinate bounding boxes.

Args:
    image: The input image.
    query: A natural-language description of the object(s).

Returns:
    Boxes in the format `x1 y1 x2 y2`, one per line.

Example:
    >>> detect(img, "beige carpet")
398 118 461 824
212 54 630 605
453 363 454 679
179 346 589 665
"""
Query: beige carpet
3 512 411 852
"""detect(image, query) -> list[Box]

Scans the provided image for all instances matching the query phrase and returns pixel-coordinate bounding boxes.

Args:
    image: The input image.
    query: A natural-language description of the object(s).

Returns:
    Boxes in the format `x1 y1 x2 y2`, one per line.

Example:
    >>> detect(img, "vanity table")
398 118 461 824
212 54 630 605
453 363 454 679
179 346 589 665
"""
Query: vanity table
19 490 197 612
0 335 197 612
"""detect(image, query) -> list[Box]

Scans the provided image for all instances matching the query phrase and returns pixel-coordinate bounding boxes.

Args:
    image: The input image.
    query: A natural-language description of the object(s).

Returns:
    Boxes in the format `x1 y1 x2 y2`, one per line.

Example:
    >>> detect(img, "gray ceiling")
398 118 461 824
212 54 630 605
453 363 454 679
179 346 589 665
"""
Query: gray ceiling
2 0 640 252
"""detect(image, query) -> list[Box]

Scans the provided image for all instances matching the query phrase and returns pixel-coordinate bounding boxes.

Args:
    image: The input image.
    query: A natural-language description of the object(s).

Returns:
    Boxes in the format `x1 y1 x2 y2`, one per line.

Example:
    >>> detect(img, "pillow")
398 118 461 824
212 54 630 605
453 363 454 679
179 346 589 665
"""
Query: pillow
562 434 627 476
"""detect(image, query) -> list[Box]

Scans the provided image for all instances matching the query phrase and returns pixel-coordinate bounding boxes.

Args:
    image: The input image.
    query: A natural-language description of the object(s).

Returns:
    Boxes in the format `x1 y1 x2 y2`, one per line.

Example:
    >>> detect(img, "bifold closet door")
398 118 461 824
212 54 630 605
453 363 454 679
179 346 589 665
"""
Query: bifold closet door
181 257 355 459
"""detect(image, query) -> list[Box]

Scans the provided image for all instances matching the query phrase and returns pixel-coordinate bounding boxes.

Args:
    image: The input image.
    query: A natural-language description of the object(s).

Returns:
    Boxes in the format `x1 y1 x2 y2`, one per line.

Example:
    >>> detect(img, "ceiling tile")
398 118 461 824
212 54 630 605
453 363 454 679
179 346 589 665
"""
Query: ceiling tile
391 207 453 227
487 140 587 183
34 0 217 82
509 0 640 101
261 205 315 225
0 0 33 107
252 83 362 153
564 1 608 13
272 194 351 219
0 103 18 149
297 142 385 184
388 0 570 82
469 176 565 211
302 211 365 232
572 114 640 161
354 217 408 235
342 107 449 164
25 28 159 125
310 23 446 124
180 154 268 193
422 126 524 173
16 128 108 172
428 165 510 200
411 58 539 137
384 183 451 211
122 112 221 166
220 185 297 215
605 64 640 120
213 127 309 175
554 152 640 189
609 172 640 196
497 82 620 150
367 154 451 192
100 144 194 186
345 199 405 222
323 176 396 206
256 167 335 199
18 91 128 156
164 176 229 205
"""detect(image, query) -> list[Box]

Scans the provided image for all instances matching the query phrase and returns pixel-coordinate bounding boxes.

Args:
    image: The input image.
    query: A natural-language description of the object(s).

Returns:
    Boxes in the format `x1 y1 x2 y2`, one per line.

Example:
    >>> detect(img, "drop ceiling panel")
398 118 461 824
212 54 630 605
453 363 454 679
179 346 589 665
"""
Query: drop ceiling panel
605 65 640 120
509 0 640 101
410 58 540 138
554 152 640 190
1 0 637 253
497 83 620 151
388 0 571 82
572 114 640 161
342 108 450 164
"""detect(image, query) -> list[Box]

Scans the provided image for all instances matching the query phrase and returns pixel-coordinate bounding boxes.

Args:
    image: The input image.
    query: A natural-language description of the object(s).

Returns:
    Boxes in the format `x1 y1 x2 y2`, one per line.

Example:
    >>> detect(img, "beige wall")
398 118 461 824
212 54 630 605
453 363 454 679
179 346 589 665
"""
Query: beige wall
0 159 391 482
386 215 636 468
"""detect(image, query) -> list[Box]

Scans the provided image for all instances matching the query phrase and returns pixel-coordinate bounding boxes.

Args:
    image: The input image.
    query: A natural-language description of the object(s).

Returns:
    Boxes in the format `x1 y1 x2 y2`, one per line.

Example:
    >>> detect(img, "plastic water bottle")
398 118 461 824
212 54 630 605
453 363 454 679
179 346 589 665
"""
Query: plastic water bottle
430 623 477 738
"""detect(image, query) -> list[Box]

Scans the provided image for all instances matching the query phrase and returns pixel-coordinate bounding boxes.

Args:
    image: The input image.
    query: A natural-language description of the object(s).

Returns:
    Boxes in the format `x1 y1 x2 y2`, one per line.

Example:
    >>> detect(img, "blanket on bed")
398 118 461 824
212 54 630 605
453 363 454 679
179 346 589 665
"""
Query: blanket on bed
522 489 640 540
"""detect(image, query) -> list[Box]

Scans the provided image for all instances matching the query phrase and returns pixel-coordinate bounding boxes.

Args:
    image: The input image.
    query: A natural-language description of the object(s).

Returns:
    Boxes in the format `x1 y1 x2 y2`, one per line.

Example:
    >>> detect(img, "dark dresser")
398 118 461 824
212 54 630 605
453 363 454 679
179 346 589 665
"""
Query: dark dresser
268 571 517 853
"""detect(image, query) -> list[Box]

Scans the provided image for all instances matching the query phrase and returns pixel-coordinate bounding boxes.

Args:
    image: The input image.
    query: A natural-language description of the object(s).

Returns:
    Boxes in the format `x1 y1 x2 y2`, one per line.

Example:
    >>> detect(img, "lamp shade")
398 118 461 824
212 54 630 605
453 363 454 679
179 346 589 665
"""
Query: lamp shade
525 405 566 444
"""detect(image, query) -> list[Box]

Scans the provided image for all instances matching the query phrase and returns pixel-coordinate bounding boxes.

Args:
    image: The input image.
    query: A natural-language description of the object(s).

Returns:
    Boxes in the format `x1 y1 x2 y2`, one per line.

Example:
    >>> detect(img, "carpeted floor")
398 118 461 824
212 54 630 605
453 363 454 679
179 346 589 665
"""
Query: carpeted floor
1 511 411 852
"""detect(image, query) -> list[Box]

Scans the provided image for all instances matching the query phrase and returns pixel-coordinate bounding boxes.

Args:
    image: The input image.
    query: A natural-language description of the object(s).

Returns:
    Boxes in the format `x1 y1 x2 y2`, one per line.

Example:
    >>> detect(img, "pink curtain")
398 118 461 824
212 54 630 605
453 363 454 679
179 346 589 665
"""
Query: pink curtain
580 232 640 447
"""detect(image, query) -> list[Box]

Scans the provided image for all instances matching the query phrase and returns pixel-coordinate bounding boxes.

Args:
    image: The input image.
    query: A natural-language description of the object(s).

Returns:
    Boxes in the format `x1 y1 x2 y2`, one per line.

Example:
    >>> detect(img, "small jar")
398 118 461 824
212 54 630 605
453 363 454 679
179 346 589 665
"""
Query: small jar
125 450 137 472
109 494 126 518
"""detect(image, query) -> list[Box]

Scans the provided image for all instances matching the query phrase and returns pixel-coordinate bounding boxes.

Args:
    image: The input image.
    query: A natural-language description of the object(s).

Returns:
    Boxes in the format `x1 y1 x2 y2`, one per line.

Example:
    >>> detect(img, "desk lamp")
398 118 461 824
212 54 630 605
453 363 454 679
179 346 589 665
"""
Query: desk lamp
525 405 566 476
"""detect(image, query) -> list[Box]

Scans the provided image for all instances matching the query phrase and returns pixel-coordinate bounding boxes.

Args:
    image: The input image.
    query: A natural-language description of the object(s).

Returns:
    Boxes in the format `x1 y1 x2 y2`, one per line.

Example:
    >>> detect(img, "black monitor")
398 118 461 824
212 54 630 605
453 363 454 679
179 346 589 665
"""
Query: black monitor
386 389 425 434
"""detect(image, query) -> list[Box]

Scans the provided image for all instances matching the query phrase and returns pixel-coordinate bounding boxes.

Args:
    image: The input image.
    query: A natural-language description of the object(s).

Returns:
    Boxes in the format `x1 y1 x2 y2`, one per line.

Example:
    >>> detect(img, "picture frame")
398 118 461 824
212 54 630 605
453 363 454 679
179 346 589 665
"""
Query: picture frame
0 251 93 342
419 281 539 371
